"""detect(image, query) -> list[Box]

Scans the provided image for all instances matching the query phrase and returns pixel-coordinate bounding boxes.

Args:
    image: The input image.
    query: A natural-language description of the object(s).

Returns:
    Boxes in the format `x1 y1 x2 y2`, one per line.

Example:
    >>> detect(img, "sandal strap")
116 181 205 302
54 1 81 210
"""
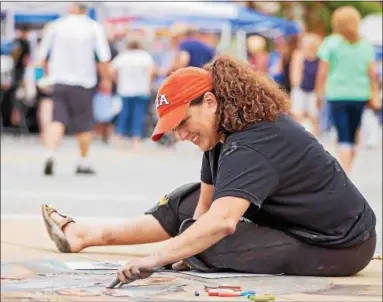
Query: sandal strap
45 205 75 230
46 206 59 217
58 217 75 230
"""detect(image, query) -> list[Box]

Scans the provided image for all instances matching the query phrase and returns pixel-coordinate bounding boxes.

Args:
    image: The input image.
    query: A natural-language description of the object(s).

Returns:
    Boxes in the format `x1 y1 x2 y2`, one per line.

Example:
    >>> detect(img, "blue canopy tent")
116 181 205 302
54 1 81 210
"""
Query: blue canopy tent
234 7 301 37
0 2 97 32
12 8 96 25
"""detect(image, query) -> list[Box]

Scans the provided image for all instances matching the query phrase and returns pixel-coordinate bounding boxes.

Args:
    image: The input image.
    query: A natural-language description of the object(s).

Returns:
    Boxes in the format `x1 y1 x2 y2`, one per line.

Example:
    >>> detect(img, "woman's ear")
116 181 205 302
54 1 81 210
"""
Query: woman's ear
203 92 218 109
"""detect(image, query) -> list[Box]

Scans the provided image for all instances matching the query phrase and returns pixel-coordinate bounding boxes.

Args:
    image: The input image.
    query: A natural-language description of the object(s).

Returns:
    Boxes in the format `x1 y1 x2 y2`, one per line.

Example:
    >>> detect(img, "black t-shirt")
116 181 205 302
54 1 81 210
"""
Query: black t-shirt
201 114 375 248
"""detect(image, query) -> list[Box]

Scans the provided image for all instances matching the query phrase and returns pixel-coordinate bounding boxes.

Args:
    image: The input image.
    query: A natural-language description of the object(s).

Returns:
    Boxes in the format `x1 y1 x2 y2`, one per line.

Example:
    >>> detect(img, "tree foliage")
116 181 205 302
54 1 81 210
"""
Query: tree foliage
281 1 382 36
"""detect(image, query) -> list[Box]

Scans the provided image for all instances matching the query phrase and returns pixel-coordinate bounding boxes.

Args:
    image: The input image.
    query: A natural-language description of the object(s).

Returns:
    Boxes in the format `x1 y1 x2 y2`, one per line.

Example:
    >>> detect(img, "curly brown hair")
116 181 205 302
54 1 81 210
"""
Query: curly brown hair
201 55 289 136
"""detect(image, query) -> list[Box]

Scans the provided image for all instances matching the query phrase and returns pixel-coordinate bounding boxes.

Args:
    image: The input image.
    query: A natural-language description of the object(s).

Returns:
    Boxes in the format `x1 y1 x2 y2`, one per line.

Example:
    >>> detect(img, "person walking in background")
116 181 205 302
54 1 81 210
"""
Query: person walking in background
247 35 269 74
111 39 155 150
93 24 119 144
164 24 215 74
290 33 321 136
38 2 111 176
315 6 380 175
34 36 53 141
8 25 31 127
268 37 295 95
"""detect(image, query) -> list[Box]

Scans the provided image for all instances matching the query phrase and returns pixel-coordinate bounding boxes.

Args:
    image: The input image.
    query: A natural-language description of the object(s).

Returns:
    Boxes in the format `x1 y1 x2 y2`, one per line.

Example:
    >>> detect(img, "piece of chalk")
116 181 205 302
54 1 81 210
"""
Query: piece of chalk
194 290 200 296
208 289 234 296
241 290 256 296
218 291 241 297
208 290 219 296
248 294 275 301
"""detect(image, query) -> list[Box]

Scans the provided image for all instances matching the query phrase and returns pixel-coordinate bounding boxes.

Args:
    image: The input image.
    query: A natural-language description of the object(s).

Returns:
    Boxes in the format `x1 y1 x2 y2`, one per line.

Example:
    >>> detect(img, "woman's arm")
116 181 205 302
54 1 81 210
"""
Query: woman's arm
290 49 303 88
314 60 329 108
193 182 214 219
368 60 381 110
154 196 250 266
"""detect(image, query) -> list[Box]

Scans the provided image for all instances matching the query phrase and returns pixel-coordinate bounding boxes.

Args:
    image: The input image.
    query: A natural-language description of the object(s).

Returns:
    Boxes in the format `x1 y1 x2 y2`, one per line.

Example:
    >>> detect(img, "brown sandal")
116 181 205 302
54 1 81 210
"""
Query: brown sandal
41 204 75 253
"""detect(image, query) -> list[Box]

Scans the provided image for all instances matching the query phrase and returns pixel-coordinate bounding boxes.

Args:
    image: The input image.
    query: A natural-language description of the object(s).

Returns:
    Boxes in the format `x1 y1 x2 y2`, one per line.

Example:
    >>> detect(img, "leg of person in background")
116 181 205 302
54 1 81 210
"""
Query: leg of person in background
290 87 309 131
9 85 22 127
115 96 130 148
131 95 149 151
43 85 69 176
100 122 113 144
38 97 53 142
125 97 135 149
349 101 368 161
94 122 102 140
44 121 66 175
75 131 94 174
330 101 367 175
73 86 98 175
308 92 320 137
330 101 353 174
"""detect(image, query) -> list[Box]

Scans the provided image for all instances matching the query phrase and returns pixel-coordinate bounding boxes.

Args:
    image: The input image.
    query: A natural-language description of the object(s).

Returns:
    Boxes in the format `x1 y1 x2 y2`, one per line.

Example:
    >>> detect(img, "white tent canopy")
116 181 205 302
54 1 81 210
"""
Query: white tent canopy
102 1 239 20
360 13 382 46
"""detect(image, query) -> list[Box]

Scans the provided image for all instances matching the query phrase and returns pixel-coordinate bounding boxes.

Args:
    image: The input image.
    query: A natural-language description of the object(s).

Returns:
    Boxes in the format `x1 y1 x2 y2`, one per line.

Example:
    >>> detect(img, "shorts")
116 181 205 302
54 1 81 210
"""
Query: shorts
52 84 95 133
329 100 368 147
290 87 318 117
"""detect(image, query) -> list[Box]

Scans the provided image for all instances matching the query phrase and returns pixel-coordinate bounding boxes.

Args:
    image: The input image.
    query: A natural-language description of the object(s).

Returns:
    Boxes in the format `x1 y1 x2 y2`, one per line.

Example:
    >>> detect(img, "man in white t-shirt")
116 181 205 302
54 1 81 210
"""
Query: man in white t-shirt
111 39 155 149
38 2 111 175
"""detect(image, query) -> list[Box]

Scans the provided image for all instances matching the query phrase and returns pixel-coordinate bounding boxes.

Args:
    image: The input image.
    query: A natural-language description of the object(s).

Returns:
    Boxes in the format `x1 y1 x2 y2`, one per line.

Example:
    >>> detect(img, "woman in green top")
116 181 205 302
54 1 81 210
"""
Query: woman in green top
315 6 380 175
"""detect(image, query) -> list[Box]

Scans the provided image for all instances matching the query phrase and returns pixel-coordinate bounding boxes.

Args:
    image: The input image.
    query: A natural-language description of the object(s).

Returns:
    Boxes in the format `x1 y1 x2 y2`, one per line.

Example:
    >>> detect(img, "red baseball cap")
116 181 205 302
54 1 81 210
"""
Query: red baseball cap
151 67 213 142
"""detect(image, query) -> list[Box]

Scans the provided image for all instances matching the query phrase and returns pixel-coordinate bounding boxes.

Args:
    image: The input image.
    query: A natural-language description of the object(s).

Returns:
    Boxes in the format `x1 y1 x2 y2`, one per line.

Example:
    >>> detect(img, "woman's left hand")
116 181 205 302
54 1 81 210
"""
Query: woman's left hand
117 256 162 284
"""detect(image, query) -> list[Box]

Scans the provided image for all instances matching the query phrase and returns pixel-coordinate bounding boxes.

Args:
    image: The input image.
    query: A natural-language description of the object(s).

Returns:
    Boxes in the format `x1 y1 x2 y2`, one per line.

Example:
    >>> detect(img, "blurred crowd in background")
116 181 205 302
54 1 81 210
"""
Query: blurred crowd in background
1 1 382 153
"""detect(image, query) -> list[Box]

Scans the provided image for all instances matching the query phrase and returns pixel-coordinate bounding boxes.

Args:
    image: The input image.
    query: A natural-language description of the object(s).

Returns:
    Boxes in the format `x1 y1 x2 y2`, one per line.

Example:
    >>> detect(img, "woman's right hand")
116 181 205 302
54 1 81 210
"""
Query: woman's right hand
368 94 382 111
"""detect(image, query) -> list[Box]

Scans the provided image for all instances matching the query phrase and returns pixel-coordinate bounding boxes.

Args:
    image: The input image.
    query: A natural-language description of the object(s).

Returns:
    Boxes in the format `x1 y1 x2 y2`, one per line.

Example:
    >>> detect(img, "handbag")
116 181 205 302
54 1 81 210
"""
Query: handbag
93 93 122 122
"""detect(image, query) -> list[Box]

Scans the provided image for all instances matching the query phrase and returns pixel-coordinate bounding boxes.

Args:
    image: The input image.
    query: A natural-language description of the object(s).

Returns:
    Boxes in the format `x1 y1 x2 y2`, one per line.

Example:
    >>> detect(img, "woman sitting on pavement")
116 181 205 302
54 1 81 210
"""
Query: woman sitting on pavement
42 55 376 283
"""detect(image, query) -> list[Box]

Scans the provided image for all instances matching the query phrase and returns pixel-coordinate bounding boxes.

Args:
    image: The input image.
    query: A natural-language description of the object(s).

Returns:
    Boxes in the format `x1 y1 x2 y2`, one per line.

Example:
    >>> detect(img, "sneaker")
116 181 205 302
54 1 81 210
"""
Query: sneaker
75 166 96 175
44 159 54 176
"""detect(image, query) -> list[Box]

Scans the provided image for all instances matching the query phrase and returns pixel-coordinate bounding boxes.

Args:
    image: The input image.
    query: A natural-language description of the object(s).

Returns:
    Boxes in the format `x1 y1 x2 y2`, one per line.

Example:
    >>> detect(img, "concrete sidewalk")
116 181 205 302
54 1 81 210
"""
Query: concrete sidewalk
1 218 382 301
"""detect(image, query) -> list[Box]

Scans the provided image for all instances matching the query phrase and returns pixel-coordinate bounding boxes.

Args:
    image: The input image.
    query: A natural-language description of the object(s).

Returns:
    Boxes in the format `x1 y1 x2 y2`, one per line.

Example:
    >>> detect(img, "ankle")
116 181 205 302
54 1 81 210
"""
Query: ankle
64 223 88 252
77 156 91 168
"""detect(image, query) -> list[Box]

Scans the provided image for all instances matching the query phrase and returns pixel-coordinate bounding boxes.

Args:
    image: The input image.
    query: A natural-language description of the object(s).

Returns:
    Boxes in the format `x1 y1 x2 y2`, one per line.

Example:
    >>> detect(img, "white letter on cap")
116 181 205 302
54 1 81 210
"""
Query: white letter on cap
156 94 169 108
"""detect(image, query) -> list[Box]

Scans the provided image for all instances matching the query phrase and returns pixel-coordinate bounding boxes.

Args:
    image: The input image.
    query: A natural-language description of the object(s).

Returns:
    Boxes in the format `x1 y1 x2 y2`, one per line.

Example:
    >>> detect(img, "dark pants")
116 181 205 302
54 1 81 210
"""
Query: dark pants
330 101 367 146
115 95 149 138
147 184 376 277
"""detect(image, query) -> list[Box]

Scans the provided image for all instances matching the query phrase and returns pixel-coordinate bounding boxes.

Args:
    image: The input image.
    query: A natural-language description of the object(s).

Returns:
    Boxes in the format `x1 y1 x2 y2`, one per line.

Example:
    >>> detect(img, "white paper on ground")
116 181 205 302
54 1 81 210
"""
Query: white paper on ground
180 271 282 279
65 261 127 270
